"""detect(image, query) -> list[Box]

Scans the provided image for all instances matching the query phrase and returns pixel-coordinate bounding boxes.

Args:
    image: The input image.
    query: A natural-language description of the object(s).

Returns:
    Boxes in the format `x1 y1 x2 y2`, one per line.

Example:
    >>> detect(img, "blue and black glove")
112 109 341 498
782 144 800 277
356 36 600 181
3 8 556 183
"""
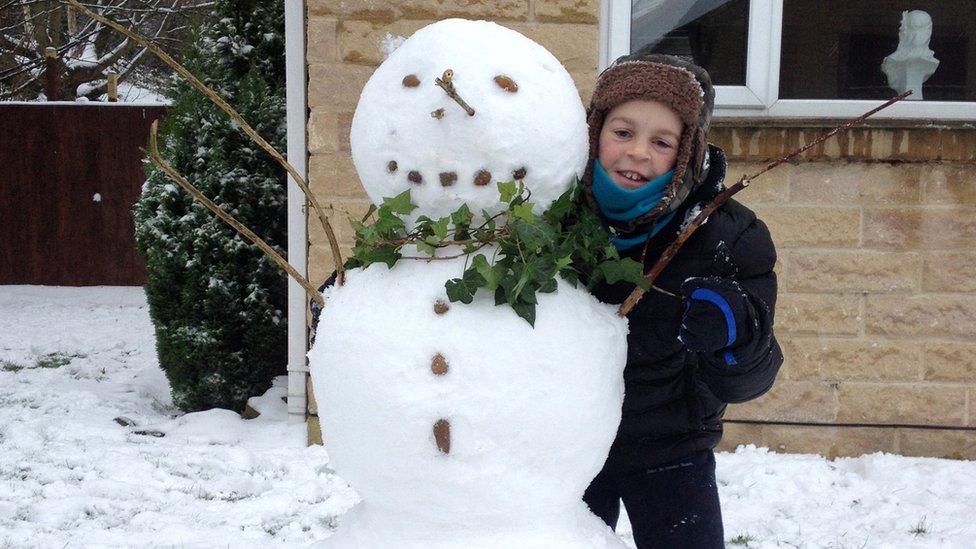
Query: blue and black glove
678 276 757 361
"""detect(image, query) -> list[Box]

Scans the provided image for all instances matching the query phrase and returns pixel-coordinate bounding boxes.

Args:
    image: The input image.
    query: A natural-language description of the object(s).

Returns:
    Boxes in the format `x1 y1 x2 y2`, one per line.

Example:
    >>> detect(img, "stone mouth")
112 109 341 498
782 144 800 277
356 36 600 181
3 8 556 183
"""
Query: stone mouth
386 161 527 188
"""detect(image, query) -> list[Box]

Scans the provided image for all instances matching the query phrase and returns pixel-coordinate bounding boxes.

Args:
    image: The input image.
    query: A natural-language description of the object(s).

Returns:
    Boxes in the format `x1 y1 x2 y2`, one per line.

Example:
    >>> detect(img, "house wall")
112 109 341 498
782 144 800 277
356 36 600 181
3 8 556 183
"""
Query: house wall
709 125 976 460
304 1 976 458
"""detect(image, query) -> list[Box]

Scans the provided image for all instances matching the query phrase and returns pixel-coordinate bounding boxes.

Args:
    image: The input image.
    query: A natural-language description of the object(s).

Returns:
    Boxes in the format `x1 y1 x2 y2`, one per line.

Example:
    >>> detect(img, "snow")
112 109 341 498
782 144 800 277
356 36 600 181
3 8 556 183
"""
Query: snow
308 251 629 547
379 33 406 59
350 19 589 226
2 286 976 547
0 286 357 548
1 82 169 105
100 81 170 104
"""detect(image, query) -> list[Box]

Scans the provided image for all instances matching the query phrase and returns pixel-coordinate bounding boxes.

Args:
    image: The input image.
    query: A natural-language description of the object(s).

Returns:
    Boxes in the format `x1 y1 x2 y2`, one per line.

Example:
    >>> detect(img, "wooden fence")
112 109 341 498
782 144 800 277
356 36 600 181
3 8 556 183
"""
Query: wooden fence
0 103 166 285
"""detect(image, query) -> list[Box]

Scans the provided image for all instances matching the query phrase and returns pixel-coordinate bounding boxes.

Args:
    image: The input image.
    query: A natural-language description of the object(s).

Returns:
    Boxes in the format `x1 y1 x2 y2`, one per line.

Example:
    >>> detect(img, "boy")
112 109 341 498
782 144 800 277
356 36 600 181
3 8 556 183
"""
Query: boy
581 53 783 548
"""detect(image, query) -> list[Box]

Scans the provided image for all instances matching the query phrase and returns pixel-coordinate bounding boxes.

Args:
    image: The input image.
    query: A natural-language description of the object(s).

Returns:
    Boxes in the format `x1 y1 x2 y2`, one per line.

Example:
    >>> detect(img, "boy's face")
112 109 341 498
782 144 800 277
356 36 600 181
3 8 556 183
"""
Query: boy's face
598 100 682 190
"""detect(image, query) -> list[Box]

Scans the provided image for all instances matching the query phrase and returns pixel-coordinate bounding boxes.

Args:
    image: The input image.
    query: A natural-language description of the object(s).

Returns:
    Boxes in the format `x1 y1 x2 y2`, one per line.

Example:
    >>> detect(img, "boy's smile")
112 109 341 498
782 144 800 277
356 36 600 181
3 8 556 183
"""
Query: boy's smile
597 100 683 190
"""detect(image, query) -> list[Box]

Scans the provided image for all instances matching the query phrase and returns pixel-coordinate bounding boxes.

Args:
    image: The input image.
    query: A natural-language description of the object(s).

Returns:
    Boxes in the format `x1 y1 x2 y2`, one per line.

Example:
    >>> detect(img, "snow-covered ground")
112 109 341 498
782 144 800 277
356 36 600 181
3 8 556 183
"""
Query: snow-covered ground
1 285 974 548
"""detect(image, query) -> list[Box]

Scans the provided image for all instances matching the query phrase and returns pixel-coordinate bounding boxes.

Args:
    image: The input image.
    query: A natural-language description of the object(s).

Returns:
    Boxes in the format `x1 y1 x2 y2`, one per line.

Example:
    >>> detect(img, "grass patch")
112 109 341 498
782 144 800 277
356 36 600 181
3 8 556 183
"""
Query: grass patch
1 360 26 373
728 534 756 546
909 516 928 537
34 352 85 369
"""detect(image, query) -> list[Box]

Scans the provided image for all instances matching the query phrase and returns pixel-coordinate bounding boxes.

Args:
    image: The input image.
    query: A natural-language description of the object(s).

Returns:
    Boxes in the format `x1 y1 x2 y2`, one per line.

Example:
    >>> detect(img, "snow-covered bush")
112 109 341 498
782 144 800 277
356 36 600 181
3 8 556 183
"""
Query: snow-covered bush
134 0 286 412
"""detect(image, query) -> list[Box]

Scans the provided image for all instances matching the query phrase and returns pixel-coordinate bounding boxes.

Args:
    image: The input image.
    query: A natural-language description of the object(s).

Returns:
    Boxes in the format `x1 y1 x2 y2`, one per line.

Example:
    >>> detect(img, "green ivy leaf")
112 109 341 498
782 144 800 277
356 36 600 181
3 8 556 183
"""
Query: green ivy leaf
357 245 401 268
360 204 377 223
544 183 576 222
512 202 535 222
348 216 365 233
416 241 437 256
599 258 649 289
382 190 417 215
511 299 536 326
432 217 450 240
472 254 503 291
538 277 557 294
510 218 557 252
559 269 579 287
373 210 405 235
445 266 484 304
497 180 517 203
451 203 472 227
445 278 475 304
348 181 641 328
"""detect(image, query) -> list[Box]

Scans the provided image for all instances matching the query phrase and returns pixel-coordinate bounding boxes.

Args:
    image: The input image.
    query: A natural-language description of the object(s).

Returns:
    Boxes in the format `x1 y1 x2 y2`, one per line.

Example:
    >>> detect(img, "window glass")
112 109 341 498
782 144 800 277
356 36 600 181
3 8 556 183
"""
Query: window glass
630 0 749 86
780 2 975 101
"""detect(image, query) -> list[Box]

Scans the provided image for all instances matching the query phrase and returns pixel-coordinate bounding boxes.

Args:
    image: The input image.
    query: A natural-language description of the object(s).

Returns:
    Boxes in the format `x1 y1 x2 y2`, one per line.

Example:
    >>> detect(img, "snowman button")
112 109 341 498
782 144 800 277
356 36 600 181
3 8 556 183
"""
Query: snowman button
387 160 398 173
408 171 423 184
513 167 527 180
433 419 451 454
431 354 449 375
433 300 449 315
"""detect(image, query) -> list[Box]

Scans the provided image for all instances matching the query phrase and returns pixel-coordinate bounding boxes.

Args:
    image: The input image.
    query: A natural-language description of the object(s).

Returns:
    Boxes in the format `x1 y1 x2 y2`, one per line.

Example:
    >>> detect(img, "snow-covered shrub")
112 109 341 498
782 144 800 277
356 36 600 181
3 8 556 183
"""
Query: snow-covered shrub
134 0 287 412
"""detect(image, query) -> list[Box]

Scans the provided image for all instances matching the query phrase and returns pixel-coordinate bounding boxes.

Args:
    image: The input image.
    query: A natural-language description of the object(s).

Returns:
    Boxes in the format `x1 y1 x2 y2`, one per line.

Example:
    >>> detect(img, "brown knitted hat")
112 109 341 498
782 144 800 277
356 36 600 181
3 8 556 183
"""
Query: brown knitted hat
583 53 715 234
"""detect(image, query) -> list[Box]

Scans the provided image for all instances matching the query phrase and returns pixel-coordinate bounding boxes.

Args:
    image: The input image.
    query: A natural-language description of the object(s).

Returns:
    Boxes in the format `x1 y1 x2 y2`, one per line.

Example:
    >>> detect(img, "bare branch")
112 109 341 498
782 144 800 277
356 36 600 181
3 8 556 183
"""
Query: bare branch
66 0 347 285
66 0 346 284
147 121 325 307
616 91 913 317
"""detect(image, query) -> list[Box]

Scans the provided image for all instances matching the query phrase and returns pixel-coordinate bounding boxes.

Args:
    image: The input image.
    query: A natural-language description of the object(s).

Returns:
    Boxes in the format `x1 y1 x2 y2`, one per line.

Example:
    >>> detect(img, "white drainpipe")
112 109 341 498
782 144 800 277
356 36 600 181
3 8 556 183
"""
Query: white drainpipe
284 0 309 423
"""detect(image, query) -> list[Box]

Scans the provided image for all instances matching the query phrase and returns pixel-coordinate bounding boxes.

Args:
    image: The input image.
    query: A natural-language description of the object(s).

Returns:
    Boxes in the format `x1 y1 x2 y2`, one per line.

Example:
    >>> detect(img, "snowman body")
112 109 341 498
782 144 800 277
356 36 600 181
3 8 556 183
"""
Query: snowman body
310 252 627 547
308 19 629 547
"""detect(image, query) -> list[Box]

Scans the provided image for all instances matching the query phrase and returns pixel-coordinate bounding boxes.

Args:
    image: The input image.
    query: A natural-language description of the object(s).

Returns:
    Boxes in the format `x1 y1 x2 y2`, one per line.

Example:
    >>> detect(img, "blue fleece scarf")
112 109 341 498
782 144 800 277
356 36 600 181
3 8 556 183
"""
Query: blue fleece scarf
592 159 678 251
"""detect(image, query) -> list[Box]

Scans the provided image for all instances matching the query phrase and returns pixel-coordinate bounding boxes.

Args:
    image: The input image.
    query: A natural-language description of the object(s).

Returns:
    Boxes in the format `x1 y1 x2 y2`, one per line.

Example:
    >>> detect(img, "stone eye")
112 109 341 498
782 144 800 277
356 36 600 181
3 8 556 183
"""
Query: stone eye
402 74 421 88
494 75 518 93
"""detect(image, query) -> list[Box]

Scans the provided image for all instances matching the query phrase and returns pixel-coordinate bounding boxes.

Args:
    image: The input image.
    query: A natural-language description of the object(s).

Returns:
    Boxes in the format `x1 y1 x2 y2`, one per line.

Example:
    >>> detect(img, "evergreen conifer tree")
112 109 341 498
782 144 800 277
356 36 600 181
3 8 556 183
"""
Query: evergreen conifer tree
134 0 287 412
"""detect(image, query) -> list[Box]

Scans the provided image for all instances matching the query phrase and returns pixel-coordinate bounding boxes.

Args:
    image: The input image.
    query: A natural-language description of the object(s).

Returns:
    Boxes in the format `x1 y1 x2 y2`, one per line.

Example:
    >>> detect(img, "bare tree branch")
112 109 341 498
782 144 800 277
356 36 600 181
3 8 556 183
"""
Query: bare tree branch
68 0 347 284
1 0 208 99
616 91 913 317
147 121 326 307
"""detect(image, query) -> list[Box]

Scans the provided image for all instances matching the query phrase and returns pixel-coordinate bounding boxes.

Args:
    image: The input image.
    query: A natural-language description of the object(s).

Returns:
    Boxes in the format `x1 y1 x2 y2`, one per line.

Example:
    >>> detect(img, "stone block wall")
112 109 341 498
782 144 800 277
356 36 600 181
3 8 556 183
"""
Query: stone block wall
304 2 976 459
711 125 976 460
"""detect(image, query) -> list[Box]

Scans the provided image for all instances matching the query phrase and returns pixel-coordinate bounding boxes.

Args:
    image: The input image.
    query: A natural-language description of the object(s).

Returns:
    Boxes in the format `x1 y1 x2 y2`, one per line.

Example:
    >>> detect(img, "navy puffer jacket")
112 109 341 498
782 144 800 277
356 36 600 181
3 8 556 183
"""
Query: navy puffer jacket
591 144 782 472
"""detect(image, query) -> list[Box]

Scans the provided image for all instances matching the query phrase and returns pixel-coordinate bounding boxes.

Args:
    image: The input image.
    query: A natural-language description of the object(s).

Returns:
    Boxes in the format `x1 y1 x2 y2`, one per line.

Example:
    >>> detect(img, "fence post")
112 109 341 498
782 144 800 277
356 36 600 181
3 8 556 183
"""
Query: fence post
44 47 61 101
107 73 118 102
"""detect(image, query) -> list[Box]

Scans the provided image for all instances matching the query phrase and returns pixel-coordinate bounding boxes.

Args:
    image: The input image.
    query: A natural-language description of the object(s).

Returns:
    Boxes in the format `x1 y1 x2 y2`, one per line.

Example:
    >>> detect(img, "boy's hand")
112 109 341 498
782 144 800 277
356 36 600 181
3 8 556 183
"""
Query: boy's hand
678 277 755 354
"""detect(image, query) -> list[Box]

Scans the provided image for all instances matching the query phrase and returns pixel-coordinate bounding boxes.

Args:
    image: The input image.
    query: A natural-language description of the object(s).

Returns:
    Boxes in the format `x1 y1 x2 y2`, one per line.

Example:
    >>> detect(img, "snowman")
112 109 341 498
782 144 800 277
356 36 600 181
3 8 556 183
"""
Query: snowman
309 19 629 548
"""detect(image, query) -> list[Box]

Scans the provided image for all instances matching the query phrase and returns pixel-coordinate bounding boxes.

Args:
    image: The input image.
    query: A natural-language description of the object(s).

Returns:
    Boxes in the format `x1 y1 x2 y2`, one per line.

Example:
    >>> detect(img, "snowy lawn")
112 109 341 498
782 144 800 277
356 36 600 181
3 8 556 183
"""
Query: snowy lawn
1 285 974 548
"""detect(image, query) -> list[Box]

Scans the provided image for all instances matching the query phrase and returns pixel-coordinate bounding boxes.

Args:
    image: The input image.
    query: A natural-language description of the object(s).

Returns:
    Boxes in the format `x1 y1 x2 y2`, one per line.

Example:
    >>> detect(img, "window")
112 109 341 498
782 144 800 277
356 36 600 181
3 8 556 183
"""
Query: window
601 0 976 119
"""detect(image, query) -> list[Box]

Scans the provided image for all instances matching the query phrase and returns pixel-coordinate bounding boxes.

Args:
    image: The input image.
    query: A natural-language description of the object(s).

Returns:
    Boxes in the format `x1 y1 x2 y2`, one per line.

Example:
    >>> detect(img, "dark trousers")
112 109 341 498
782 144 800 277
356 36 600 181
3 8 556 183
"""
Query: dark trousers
583 449 724 549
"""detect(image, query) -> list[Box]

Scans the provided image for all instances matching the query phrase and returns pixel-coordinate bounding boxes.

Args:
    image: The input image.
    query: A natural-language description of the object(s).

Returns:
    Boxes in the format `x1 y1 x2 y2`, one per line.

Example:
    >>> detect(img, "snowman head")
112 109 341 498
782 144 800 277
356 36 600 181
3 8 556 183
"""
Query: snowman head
350 19 589 226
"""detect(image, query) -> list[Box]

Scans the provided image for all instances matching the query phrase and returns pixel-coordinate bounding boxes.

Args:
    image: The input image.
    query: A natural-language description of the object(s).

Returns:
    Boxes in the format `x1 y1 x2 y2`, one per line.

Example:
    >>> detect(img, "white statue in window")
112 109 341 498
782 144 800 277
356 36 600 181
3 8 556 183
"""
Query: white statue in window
882 10 939 100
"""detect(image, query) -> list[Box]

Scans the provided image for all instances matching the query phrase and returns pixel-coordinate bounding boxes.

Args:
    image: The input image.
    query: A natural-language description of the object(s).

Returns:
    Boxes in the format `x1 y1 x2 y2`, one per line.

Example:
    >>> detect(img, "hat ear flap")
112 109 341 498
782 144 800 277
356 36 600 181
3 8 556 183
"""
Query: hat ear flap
691 127 708 182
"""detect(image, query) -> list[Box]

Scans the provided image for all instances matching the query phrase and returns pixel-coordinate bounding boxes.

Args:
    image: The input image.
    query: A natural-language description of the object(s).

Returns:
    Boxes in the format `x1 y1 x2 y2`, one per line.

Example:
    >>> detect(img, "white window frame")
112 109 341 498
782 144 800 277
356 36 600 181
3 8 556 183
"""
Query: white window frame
601 0 976 120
